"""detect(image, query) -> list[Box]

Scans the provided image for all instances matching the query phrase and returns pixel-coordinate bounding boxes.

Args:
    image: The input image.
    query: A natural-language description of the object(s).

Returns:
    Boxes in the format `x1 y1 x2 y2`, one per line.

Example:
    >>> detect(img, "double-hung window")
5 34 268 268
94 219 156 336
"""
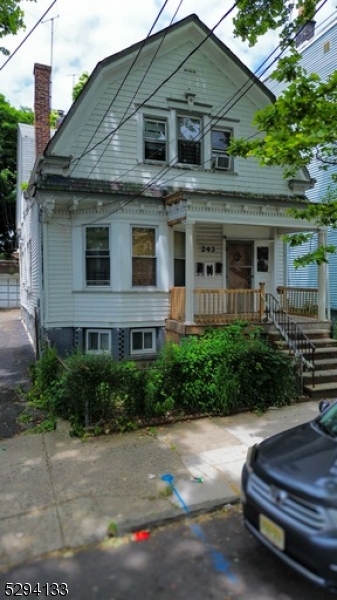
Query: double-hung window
85 226 110 286
211 129 232 170
144 118 167 162
132 227 156 286
177 116 201 165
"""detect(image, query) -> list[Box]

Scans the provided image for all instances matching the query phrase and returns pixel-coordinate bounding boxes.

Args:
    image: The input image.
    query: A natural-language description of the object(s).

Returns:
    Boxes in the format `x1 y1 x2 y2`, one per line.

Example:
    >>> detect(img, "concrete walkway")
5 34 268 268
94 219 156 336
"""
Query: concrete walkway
0 309 35 438
0 401 320 573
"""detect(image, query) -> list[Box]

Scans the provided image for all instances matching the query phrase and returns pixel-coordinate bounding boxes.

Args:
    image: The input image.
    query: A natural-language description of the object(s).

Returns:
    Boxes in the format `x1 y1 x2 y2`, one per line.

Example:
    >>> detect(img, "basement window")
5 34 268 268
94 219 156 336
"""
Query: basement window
130 328 156 355
86 329 111 354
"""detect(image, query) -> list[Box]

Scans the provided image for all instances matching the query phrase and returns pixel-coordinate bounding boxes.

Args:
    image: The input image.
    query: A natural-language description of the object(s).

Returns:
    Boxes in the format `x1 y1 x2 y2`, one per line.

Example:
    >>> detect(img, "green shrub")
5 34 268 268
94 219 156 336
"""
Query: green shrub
56 352 126 425
145 324 296 417
27 345 61 410
24 323 298 436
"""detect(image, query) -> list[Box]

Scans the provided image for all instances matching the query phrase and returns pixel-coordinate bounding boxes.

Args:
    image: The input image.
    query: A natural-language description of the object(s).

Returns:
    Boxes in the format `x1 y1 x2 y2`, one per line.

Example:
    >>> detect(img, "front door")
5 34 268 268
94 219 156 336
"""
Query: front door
227 242 253 313
227 242 253 289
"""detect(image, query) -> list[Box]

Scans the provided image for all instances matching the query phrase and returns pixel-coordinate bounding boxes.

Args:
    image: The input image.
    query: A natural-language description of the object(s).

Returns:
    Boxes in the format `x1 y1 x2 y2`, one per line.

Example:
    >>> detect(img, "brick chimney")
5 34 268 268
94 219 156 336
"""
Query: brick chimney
34 63 51 156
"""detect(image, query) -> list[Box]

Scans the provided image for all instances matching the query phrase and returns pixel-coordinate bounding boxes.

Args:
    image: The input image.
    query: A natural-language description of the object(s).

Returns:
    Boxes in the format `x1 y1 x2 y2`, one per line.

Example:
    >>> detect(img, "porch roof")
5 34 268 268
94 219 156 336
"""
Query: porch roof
165 189 317 231
164 188 310 206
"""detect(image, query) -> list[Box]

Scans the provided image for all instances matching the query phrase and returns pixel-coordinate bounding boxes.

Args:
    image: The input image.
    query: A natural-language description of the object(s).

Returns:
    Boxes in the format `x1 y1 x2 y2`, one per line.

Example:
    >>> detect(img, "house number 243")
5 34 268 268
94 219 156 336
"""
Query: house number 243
201 245 215 252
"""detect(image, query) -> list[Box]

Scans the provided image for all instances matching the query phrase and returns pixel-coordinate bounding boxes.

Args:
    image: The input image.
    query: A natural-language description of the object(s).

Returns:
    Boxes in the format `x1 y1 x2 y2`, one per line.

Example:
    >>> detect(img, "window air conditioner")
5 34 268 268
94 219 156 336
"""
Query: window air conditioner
214 154 230 170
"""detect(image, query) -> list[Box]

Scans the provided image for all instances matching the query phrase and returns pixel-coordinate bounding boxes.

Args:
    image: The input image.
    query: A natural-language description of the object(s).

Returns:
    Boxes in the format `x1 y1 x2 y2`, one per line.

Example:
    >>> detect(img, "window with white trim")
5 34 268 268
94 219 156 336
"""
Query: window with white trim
132 227 156 286
85 226 110 286
144 118 167 162
211 129 232 170
130 328 156 354
177 116 201 165
86 329 111 353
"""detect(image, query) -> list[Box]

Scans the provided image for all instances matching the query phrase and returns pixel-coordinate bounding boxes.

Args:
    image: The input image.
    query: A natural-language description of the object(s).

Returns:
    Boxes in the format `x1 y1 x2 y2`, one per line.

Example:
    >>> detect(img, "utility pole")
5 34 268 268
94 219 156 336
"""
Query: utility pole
67 74 80 102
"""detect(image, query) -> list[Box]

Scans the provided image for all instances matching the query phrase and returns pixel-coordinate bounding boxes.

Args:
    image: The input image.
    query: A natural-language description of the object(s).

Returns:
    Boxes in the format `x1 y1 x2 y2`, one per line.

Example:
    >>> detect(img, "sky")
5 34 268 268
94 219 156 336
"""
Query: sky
0 0 336 113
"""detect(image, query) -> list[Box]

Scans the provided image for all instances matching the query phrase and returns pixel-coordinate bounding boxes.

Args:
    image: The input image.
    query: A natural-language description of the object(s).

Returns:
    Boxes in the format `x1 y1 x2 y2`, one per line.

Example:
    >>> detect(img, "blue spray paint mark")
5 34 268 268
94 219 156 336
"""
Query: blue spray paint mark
161 473 190 514
161 473 237 582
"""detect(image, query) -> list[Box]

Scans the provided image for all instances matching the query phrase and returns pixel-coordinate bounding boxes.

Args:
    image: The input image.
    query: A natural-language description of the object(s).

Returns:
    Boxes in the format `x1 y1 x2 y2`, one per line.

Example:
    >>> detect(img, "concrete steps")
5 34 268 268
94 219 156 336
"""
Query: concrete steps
266 321 337 400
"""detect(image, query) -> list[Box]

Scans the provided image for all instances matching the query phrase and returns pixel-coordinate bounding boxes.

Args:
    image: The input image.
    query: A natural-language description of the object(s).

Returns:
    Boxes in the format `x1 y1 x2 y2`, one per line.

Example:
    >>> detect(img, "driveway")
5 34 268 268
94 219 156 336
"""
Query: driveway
0 309 36 439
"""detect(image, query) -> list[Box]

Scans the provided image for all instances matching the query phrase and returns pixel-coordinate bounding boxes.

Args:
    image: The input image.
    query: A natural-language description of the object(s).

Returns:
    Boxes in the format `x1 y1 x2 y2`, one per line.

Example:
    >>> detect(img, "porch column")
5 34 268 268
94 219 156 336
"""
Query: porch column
185 222 194 324
318 229 327 321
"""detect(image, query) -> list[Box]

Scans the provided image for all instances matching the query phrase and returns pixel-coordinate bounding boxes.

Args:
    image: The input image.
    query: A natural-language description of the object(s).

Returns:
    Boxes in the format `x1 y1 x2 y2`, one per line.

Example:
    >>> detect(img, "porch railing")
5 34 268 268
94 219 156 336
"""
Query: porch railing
266 292 315 393
170 284 266 323
277 286 318 318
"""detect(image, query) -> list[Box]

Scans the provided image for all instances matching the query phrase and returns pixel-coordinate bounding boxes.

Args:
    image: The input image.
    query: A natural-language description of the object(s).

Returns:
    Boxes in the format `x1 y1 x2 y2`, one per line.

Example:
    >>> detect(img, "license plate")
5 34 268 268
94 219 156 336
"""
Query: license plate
259 514 285 551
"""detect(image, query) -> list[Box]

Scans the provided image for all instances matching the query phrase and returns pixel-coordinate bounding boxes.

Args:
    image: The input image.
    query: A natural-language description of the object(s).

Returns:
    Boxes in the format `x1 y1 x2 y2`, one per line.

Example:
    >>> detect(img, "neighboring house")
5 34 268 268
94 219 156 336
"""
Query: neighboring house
266 14 337 319
0 260 19 308
17 14 325 359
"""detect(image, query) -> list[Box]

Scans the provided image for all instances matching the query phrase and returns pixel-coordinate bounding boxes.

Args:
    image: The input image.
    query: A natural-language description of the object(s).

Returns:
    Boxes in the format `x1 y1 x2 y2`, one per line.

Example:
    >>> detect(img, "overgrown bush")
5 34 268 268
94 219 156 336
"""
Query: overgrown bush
27 344 62 410
145 324 295 417
26 323 298 436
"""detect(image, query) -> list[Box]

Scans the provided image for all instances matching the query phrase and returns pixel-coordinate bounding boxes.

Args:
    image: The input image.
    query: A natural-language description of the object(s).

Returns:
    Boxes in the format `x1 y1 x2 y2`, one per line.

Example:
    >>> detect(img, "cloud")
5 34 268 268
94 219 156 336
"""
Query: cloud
0 0 336 111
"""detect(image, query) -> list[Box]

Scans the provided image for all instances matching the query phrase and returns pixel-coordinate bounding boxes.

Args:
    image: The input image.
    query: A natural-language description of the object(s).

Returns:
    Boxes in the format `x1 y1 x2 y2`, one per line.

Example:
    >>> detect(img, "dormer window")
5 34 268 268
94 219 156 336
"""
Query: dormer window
144 118 167 162
177 116 201 165
211 129 232 170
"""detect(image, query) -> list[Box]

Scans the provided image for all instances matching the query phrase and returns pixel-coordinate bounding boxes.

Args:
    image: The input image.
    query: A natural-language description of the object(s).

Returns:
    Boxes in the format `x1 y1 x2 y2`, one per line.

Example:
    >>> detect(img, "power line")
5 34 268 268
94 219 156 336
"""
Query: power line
84 0 184 181
45 0 328 226
69 3 238 168
0 0 58 72
80 0 328 225
70 0 173 174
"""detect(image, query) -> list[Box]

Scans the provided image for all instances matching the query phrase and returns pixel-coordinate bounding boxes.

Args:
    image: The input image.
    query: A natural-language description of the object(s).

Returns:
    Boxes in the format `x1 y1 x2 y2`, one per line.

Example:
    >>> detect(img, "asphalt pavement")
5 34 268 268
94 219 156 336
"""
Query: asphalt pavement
0 309 35 438
0 309 321 575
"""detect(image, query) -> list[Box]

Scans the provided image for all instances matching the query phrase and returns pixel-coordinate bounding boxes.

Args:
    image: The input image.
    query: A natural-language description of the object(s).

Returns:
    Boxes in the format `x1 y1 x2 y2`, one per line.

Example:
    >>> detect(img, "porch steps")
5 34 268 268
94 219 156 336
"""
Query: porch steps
266 322 337 400
302 382 337 400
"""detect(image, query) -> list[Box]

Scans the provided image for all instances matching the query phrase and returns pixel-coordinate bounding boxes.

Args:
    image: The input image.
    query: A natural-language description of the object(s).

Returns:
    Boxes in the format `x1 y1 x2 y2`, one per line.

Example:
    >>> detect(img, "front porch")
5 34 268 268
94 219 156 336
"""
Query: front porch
170 284 319 321
166 284 323 339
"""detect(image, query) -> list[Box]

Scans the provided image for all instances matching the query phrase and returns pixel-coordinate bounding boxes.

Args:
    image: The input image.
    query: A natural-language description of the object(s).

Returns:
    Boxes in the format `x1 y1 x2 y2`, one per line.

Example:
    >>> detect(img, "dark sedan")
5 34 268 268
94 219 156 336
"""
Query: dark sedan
241 399 337 593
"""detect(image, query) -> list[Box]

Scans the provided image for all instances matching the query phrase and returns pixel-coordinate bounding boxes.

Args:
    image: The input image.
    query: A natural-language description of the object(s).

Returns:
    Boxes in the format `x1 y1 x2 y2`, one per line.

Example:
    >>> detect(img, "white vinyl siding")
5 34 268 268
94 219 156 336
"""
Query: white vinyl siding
45 220 73 326
73 291 169 328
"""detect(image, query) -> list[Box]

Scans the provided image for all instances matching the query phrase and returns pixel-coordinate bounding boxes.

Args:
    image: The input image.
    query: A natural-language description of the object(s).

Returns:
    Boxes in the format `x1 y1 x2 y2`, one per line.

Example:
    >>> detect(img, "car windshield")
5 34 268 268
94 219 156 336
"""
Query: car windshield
316 401 337 437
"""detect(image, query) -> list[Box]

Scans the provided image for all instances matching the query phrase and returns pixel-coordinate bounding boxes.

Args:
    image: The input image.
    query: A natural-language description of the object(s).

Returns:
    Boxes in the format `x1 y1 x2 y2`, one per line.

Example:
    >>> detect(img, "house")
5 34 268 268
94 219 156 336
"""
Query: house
266 13 337 320
0 259 19 308
17 14 328 362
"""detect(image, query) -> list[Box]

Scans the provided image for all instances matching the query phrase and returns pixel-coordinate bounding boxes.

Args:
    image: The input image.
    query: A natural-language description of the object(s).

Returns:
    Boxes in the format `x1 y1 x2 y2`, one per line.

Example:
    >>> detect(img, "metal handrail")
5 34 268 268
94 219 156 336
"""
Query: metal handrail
265 293 315 393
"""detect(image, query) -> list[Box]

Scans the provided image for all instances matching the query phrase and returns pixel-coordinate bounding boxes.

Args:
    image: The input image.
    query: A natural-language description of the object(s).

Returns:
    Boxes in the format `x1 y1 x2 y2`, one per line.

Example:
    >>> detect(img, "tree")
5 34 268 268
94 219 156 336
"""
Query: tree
72 72 89 101
0 0 35 55
230 0 337 265
0 95 33 257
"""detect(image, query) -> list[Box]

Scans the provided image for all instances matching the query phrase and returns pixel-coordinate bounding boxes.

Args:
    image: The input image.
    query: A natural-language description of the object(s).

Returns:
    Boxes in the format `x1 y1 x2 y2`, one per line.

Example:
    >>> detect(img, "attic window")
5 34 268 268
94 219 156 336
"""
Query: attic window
144 118 167 162
177 116 201 165
211 129 232 170
323 41 330 53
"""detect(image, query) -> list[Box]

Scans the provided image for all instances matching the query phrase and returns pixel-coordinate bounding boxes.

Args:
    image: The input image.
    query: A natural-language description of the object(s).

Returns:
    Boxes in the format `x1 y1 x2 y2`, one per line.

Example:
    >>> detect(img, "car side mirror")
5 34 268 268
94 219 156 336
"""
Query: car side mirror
319 399 331 413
